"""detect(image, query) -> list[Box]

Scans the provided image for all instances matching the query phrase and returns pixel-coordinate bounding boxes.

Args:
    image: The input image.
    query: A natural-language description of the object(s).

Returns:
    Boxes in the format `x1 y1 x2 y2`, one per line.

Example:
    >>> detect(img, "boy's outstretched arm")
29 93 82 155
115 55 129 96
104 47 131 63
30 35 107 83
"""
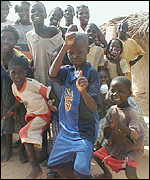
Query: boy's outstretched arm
49 32 76 78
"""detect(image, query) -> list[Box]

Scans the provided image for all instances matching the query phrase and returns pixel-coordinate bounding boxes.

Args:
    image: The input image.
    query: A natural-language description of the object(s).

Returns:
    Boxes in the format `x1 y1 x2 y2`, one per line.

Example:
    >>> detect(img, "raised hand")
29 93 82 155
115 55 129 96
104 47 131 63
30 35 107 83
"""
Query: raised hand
76 70 88 92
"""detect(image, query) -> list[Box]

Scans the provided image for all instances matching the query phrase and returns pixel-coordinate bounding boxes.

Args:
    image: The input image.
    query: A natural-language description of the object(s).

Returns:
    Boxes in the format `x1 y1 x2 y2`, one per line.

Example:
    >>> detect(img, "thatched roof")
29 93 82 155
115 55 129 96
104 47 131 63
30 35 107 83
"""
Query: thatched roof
100 12 149 41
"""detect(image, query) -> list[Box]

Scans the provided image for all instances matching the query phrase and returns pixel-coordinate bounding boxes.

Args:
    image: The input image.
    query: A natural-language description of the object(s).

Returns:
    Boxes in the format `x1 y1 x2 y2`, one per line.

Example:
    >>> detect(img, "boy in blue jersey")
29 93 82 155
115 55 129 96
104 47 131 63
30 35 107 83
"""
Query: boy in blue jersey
47 32 101 178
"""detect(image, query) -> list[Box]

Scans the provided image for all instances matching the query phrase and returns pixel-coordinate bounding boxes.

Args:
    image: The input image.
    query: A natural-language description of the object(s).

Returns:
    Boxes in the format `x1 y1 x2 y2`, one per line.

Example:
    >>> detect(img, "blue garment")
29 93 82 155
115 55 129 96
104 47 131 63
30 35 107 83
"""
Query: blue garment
57 62 101 143
48 62 101 176
48 129 94 176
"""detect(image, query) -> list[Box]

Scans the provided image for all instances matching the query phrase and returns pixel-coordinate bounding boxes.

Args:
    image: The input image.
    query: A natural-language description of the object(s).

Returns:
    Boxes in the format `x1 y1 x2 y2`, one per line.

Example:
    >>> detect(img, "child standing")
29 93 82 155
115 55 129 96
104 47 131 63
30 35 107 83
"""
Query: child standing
93 76 144 179
48 32 101 178
85 23 105 71
105 38 130 80
7 56 56 179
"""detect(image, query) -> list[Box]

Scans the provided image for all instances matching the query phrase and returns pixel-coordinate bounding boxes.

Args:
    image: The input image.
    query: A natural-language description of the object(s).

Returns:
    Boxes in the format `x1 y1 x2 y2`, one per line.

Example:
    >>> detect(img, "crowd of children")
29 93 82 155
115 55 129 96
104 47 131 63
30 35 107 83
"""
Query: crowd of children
1 1 148 179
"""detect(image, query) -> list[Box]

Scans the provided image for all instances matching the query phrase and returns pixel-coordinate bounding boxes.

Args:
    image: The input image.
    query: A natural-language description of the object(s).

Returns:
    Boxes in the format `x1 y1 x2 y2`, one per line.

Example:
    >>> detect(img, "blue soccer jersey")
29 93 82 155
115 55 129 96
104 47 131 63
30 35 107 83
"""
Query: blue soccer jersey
56 62 101 143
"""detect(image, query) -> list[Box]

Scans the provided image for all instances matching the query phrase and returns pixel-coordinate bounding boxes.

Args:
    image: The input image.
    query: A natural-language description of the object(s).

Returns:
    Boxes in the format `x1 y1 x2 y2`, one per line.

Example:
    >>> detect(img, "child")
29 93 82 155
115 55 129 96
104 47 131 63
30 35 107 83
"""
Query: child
26 1 64 85
94 67 112 150
7 56 57 179
117 21 145 80
1 25 33 163
85 23 105 71
48 32 101 178
1 66 16 162
93 76 144 179
14 1 33 60
105 38 130 80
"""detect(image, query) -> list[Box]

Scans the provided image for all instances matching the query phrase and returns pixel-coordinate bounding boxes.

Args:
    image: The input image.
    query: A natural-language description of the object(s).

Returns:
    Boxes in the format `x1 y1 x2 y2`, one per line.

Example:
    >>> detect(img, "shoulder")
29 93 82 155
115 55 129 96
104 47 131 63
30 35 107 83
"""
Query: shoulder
127 38 138 45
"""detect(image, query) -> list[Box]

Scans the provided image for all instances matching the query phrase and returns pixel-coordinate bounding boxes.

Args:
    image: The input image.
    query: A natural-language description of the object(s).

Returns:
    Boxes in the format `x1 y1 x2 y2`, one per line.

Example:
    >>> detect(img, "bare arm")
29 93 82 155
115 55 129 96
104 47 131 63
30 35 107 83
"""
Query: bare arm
76 71 97 112
49 32 76 78
49 44 68 78
80 90 97 112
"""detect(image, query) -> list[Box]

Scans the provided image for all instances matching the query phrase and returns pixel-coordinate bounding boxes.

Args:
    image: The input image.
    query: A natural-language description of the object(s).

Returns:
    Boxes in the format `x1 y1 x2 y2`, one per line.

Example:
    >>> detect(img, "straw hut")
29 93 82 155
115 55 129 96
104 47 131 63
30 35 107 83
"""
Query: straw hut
100 12 149 115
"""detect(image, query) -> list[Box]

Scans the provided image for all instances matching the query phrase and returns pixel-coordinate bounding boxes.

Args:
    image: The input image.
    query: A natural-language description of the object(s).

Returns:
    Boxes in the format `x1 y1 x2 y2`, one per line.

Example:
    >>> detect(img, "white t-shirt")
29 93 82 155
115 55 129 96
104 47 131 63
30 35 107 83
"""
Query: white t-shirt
12 78 51 115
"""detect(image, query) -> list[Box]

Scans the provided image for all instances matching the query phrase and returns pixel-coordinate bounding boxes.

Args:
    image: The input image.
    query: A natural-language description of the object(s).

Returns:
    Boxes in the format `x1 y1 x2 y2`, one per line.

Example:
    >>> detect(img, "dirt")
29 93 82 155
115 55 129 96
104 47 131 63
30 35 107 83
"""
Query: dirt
1 96 149 179
1 137 149 179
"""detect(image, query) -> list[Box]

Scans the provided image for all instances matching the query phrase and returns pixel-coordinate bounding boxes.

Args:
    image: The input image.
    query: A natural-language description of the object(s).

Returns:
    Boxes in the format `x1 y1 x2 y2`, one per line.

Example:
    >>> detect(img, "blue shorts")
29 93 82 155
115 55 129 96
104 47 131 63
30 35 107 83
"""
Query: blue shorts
47 130 94 176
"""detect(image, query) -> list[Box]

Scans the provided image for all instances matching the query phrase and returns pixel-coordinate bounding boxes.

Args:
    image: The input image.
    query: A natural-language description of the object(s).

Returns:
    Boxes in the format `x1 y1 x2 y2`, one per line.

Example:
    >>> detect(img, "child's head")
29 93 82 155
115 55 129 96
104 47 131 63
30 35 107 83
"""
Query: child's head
1 25 19 53
67 24 78 32
30 2 47 24
106 38 123 60
109 76 132 105
49 7 63 26
76 5 89 26
67 32 89 68
98 67 110 85
8 56 29 88
15 1 30 24
64 5 75 25
85 23 99 45
117 21 128 38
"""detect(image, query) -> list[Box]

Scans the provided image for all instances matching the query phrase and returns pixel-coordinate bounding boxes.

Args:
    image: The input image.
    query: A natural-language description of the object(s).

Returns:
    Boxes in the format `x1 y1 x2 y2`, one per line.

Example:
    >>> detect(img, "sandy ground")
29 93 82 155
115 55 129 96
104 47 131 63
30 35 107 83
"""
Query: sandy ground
1 136 149 179
1 95 149 179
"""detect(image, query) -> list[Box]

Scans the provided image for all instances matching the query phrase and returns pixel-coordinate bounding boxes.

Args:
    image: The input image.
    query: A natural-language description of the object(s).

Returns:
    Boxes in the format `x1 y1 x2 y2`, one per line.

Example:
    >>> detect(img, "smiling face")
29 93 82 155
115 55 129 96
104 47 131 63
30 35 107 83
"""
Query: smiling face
64 5 75 25
49 8 63 26
30 3 46 25
77 6 89 26
1 31 17 53
9 65 26 90
85 24 98 44
67 38 88 68
108 80 131 105
109 39 122 59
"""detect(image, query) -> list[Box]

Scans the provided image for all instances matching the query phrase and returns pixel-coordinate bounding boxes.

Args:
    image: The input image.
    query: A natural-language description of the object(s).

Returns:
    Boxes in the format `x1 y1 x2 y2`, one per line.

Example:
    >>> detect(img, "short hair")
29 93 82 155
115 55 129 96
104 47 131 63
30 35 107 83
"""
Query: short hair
106 38 123 57
49 7 63 18
1 25 19 42
76 5 89 17
8 55 30 72
15 1 30 13
86 23 100 32
31 1 47 19
67 24 78 32
74 32 89 47
111 76 131 90
64 5 75 16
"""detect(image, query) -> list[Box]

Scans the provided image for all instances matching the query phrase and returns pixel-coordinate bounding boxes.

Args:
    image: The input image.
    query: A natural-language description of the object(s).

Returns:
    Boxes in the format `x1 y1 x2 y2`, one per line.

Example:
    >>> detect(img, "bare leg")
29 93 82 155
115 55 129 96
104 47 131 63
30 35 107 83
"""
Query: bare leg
18 143 28 163
1 134 12 162
125 166 138 179
93 156 112 179
24 143 42 179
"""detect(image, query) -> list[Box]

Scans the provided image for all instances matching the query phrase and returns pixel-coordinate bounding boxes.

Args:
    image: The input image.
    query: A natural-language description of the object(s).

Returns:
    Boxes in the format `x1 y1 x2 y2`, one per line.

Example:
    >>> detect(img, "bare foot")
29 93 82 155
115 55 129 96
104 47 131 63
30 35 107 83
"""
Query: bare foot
26 166 42 179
